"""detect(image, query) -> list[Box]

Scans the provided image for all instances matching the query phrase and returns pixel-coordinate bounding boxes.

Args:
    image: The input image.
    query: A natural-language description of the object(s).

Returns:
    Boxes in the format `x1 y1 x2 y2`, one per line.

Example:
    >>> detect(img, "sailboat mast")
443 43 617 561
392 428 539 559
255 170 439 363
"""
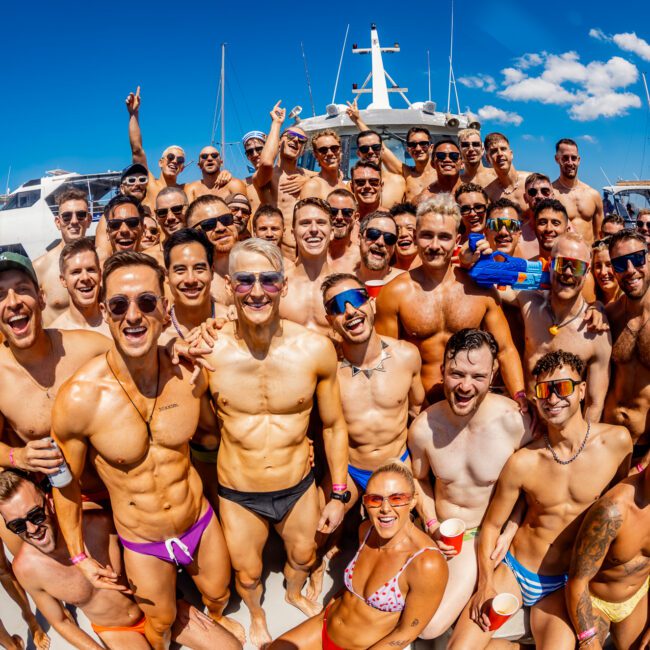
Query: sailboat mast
220 43 226 166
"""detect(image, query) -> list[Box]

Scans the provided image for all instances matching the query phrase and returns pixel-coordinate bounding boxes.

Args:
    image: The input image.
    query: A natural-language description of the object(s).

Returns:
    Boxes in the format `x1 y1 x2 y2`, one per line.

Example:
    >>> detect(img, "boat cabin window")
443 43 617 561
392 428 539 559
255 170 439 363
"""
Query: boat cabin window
0 190 40 211
45 176 121 222
605 189 650 225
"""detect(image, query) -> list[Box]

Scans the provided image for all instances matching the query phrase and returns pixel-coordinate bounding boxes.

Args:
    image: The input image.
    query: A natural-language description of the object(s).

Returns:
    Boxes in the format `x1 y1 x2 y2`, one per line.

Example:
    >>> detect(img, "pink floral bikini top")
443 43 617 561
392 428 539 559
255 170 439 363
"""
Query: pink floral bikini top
343 528 439 613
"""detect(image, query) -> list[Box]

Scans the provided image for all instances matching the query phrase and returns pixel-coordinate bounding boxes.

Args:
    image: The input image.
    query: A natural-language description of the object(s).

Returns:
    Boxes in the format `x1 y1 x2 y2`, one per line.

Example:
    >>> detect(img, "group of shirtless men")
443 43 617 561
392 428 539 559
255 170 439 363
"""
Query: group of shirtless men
0 87 648 650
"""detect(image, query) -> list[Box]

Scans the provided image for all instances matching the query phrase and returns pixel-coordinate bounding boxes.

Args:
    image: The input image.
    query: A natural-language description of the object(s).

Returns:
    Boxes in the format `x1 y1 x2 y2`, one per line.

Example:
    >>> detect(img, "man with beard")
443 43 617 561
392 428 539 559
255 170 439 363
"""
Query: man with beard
605 230 650 468
185 146 246 203
52 251 243 648
0 252 111 552
187 195 238 310
374 194 526 408
327 189 360 273
519 173 555 260
300 130 348 200
391 203 420 271
202 239 348 647
351 161 384 219
410 329 534 641
455 183 489 240
458 128 496 187
280 198 335 336
0 470 241 650
356 211 404 286
533 198 569 262
553 138 604 244
154 187 188 239
414 140 463 203
242 130 266 214
34 188 92 325
483 132 530 212
51 238 110 336
252 205 285 248
225 193 252 240
449 350 631 649
346 99 437 201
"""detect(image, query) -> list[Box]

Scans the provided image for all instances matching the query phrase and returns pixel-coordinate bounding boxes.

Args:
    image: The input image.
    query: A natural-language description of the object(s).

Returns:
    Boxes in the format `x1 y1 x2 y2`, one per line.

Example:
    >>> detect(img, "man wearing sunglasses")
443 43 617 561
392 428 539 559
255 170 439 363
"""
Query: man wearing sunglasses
350 160 384 219
200 238 348 647
300 129 348 201
519 173 555 260
154 187 188 239
33 188 92 326
451 350 631 649
605 230 650 470
391 202 420 271
327 189 361 274
552 138 604 245
185 145 246 203
225 192 253 240
455 182 489 238
357 211 404 286
346 99 437 201
414 140 463 204
242 129 266 214
375 194 526 409
636 208 650 246
483 132 530 212
410 329 534 641
458 128 496 188
51 251 244 647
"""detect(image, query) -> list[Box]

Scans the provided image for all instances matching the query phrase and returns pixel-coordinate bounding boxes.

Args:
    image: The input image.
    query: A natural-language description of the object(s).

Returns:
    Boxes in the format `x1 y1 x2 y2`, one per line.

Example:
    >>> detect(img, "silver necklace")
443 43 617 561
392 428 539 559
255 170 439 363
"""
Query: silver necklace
543 421 590 465
341 340 391 378
170 302 215 340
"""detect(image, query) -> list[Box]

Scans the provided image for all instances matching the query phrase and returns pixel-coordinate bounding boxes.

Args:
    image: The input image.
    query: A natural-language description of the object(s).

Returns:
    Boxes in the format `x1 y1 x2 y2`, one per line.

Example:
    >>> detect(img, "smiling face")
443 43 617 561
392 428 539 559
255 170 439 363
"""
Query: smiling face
324 278 373 344
524 179 554 212
361 217 397 271
244 137 265 168
406 131 431 164
107 203 143 252
556 143 580 179
294 205 332 259
0 270 45 349
442 345 497 416
551 238 591 300
610 238 650 300
141 215 160 249
191 200 238 256
313 134 341 172
168 242 213 310
357 132 382 165
486 206 521 255
416 212 459 271
534 364 585 427
364 471 416 540
55 199 91 244
457 191 488 234
280 127 307 161
155 192 187 237
60 250 101 309
486 139 513 174
459 133 484 165
592 248 617 294
433 143 462 179
159 146 185 178
352 166 382 208
394 212 417 259
328 194 357 240
198 146 222 175
535 208 567 253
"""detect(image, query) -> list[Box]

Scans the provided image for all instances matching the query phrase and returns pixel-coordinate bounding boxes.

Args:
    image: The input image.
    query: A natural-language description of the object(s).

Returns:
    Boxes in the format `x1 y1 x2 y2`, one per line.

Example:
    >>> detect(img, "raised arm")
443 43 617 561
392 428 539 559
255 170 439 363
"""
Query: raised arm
254 101 285 189
125 86 147 168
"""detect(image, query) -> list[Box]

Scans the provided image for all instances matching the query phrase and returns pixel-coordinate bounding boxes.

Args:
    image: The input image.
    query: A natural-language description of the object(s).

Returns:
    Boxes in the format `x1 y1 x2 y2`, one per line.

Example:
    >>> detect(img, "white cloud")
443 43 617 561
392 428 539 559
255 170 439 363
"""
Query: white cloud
522 134 544 142
514 53 544 69
458 74 496 92
589 28 608 41
569 92 641 121
577 135 598 144
477 105 523 126
499 77 576 104
590 28 650 62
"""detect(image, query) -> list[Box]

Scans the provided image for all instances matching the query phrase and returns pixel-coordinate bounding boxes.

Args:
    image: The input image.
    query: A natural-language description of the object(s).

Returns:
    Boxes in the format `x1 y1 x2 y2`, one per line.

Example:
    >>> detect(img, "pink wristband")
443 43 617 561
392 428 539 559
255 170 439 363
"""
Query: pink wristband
70 552 88 565
637 463 645 473
8 448 15 467
426 518 438 529
332 484 347 492
577 627 596 642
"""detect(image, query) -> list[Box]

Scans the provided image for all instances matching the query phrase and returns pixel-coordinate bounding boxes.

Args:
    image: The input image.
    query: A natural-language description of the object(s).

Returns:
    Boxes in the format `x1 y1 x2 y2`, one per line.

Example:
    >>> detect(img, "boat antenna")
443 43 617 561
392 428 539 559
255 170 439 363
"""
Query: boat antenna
447 0 455 113
5 166 10 195
427 50 432 102
332 24 350 105
600 166 615 188
300 42 317 117
220 43 226 166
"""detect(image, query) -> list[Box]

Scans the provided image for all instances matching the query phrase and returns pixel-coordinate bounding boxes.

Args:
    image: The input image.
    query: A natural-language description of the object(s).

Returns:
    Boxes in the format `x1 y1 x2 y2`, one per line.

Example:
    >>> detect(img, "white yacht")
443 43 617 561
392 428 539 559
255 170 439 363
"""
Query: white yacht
603 179 650 225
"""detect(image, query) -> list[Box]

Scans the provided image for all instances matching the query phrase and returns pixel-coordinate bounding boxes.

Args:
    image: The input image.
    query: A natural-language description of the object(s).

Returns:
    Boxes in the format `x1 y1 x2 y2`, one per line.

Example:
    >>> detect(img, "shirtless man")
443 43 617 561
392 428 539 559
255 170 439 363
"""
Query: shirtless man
187 195 238 309
154 187 188 238
455 183 489 239
519 173 555 260
567 466 649 650
226 193 252 239
351 161 384 219
533 198 570 262
601 213 626 238
636 209 650 246
356 211 404 286
280 198 335 336
483 132 530 212
203 238 348 647
34 188 91 325
374 194 526 407
449 350 632 649
414 140 463 203
410 328 534 640
327 189 360 274
50 238 110 336
605 230 650 466
553 138 604 244
300 130 347 200
252 205 285 248
185 146 246 203
0 470 240 650
346 100 437 201
242 130 266 213
391 202 420 271
458 128 496 187
52 251 243 648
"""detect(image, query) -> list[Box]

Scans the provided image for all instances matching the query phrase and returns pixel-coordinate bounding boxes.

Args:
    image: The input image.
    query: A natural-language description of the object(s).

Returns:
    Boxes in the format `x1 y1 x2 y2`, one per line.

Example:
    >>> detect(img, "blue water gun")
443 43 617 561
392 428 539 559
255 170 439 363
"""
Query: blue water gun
467 233 550 290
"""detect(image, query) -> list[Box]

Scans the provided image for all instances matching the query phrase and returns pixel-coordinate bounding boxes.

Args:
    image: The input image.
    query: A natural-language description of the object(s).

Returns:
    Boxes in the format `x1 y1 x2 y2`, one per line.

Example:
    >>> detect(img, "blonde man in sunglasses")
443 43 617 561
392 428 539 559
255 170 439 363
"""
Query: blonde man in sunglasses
458 128 495 188
300 129 348 200
185 145 246 203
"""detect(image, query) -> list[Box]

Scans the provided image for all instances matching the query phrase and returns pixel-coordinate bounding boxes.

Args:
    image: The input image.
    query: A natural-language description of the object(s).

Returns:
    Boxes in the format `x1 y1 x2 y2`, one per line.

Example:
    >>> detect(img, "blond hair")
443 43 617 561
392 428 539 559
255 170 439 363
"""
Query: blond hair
458 128 481 142
416 193 462 232
228 238 284 275
312 129 341 148
368 459 416 494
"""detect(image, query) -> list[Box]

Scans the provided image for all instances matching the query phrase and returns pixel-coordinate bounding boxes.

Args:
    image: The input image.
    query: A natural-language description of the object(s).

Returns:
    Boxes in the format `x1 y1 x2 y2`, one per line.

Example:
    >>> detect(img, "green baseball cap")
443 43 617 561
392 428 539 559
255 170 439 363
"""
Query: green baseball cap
0 252 39 286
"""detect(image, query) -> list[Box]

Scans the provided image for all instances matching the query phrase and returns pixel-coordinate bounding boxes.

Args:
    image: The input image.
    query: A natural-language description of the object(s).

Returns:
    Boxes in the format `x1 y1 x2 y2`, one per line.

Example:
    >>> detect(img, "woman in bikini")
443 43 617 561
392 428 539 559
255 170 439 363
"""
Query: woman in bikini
270 460 448 649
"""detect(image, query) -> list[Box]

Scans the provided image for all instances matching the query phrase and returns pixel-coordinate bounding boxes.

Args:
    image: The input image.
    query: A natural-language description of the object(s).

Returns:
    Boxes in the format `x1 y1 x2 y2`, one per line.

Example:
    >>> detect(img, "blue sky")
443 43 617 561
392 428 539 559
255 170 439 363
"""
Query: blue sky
1 0 649 191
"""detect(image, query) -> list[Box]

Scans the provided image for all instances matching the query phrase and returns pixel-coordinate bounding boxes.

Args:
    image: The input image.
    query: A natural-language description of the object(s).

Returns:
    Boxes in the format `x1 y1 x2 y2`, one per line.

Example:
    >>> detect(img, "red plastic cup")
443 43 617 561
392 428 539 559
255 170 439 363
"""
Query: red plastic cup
439 518 465 553
488 593 519 631
365 279 385 298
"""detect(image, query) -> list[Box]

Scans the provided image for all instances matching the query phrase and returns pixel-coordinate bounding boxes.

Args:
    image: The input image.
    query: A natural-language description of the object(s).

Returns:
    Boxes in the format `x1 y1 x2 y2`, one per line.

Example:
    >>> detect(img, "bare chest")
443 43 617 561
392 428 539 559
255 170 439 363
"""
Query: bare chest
280 277 330 333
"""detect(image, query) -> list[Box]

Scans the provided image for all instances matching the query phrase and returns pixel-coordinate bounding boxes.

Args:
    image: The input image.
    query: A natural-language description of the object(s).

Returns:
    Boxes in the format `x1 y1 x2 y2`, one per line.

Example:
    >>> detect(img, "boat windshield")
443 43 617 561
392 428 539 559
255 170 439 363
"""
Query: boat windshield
44 175 121 222
604 188 650 224
0 190 40 211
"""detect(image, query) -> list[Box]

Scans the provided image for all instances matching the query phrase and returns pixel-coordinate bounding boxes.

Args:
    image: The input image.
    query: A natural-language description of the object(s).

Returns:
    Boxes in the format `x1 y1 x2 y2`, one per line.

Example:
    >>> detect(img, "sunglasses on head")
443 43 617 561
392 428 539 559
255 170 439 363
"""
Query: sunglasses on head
316 144 341 155
245 145 264 156
434 151 461 162
358 143 382 154
231 271 284 294
406 140 430 149
353 177 381 188
324 287 369 316
459 203 487 216
534 378 581 400
330 207 355 219
107 217 141 231
165 152 185 165
551 256 590 277
192 213 235 232
200 152 219 160
527 187 552 198
285 130 308 143
460 141 482 149
362 492 413 509
106 292 163 317
611 249 648 274
59 210 89 224
6 503 47 536
155 205 185 219
124 175 148 186
365 227 398 246
487 217 521 233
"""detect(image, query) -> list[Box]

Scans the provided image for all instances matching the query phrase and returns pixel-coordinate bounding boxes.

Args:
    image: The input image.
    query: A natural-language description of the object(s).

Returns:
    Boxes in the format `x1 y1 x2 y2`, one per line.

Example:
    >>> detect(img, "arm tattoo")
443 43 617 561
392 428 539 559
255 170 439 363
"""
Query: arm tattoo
387 642 407 647
576 589 595 632
410 618 419 627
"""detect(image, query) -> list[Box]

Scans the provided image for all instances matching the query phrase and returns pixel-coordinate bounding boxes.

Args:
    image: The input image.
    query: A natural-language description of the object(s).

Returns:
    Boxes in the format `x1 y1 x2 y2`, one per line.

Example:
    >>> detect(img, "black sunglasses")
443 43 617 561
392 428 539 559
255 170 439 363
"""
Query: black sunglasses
59 210 89 224
527 187 552 198
330 207 355 219
107 217 141 231
611 250 648 274
316 145 341 155
155 205 185 219
106 292 162 317
434 151 461 162
353 178 381 188
406 140 430 149
459 204 487 216
358 143 382 154
165 153 185 165
460 141 482 149
192 213 235 232
200 152 219 160
636 221 650 230
6 503 47 536
365 227 398 246
245 146 264 156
